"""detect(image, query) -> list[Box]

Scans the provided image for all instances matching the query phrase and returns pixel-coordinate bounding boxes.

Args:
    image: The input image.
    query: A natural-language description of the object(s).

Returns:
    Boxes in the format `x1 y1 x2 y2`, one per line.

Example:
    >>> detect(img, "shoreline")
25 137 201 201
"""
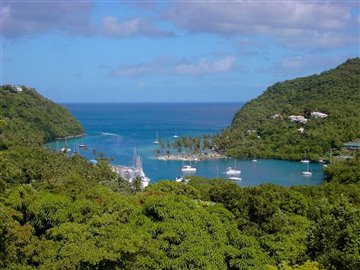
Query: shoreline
155 153 227 161
55 134 85 140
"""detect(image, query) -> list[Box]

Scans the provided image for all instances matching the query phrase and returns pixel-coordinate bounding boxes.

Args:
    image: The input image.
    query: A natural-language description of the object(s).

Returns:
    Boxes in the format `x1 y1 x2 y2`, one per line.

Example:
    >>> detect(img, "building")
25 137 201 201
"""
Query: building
311 111 328 118
10 85 23 92
272 113 281 119
288 115 308 124
343 141 360 150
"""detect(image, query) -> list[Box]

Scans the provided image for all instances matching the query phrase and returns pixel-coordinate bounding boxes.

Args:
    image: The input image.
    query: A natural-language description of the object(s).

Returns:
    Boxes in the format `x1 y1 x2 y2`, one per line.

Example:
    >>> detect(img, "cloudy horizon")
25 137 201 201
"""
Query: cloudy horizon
2 0 359 102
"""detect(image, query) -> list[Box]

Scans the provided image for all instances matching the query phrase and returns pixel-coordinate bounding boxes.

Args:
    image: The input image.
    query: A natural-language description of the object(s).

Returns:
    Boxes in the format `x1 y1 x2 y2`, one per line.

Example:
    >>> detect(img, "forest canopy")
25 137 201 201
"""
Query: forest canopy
216 58 360 161
0 71 359 269
0 85 83 149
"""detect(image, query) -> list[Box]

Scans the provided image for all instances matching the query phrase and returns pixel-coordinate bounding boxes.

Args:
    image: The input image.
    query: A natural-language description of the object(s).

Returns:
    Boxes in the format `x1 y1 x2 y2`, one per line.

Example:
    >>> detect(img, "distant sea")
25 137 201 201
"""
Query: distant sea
49 103 323 186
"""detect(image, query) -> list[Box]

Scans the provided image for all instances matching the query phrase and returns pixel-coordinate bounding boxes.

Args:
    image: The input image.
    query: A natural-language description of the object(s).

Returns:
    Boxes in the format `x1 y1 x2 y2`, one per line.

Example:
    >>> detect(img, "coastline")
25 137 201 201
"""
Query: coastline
155 152 227 161
55 134 85 140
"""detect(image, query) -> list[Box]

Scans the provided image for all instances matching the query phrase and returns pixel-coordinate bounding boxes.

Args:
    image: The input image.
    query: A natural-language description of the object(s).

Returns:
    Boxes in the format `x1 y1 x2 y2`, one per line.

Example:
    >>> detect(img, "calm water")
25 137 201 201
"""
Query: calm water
49 103 323 186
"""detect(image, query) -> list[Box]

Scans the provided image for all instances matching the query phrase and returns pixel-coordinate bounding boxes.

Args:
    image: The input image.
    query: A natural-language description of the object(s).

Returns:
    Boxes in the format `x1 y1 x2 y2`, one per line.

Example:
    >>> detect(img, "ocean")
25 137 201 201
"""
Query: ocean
50 103 324 186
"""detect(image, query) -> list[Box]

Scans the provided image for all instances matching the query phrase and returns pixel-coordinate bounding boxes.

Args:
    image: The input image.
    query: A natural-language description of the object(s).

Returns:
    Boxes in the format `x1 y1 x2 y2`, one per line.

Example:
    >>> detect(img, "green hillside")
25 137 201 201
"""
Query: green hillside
218 58 360 160
0 85 83 148
0 82 359 270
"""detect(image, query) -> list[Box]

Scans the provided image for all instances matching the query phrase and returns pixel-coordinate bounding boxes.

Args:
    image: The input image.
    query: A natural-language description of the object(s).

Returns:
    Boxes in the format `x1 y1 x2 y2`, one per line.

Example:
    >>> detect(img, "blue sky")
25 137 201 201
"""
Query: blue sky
1 0 359 102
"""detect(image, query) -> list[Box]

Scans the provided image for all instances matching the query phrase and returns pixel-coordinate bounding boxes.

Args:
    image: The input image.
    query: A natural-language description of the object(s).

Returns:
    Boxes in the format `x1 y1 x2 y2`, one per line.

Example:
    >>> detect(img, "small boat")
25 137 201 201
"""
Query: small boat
224 160 241 175
60 147 71 153
301 159 310 163
175 176 189 183
153 132 159 144
252 159 257 162
181 165 196 173
173 132 179 138
302 162 312 176
228 176 242 181
225 167 241 175
79 144 86 148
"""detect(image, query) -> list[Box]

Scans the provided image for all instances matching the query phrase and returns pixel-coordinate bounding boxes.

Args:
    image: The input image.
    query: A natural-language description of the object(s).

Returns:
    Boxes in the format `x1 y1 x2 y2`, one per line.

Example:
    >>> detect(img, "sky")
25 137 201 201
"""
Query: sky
1 0 359 103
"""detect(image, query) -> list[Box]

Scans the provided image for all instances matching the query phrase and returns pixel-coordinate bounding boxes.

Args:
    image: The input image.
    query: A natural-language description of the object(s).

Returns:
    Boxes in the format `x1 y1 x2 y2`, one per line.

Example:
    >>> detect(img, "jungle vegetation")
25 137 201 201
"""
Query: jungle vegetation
216 58 360 161
0 85 83 149
0 83 359 269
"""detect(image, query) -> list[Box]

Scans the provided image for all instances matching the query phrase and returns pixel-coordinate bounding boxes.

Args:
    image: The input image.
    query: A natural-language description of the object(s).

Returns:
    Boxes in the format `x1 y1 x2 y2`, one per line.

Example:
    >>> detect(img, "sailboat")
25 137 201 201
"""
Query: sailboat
181 161 196 173
302 161 312 176
224 160 241 175
173 131 179 138
301 153 310 163
153 132 159 144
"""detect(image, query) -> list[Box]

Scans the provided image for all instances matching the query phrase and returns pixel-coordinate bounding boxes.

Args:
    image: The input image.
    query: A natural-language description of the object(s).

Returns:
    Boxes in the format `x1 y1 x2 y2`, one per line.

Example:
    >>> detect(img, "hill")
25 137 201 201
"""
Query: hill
217 58 360 160
0 83 359 270
0 85 83 148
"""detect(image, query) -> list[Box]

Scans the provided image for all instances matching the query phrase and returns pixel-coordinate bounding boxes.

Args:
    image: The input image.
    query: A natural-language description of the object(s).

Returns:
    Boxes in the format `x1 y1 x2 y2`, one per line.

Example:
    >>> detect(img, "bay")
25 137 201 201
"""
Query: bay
50 103 323 186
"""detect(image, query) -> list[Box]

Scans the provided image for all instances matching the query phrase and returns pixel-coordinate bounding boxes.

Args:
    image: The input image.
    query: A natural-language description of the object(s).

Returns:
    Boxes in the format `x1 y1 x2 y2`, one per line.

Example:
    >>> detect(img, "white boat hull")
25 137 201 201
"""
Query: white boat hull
228 177 242 181
182 168 196 173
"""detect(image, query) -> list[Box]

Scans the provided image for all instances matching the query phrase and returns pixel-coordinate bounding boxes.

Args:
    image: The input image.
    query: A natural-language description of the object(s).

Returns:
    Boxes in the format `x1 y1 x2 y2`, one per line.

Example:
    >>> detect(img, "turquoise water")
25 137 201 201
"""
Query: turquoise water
49 103 323 186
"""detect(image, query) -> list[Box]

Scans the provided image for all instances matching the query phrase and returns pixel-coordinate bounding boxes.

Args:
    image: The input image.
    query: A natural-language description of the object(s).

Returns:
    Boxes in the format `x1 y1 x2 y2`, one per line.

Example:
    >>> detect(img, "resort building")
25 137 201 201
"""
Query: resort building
311 111 328 118
288 115 308 124
272 113 281 119
343 140 360 150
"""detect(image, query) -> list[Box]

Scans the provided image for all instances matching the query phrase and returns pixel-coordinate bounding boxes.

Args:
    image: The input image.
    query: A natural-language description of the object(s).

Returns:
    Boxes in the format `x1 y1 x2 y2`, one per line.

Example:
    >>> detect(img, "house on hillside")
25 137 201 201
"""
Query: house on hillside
10 85 23 93
343 140 360 150
272 113 281 119
311 111 328 118
288 115 308 124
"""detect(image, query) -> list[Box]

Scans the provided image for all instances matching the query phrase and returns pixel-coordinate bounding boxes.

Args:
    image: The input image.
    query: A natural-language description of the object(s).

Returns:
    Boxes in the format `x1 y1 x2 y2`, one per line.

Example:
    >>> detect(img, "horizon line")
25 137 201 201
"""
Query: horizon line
59 101 247 104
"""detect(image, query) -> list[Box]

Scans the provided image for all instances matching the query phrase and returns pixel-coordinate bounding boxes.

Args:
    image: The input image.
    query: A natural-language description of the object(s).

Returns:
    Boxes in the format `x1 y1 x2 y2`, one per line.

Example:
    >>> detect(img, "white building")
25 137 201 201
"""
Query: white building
272 113 281 119
288 115 308 124
311 111 328 118
11 85 23 92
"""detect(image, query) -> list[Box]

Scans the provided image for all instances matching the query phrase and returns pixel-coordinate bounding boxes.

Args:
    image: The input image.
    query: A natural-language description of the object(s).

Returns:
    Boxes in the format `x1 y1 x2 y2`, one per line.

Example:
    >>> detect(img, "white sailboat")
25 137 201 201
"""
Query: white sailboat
302 162 312 176
181 161 196 173
301 153 310 163
153 132 159 144
173 131 179 138
224 160 241 175
228 176 242 181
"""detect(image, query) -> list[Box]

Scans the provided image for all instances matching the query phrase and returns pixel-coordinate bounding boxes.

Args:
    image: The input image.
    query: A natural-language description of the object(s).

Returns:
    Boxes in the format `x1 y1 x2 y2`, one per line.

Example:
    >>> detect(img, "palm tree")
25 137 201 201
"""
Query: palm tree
133 177 142 191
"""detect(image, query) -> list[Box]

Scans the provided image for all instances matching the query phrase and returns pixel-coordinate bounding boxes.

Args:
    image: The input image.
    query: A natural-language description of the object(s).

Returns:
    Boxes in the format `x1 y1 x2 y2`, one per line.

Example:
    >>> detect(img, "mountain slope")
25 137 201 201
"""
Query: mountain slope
218 58 360 160
0 85 83 148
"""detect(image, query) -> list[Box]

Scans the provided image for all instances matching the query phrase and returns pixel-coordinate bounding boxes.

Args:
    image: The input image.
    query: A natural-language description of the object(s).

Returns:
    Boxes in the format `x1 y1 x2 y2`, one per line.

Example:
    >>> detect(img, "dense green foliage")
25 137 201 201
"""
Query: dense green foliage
1 81 359 269
1 158 360 269
217 58 360 160
324 155 360 184
0 85 83 149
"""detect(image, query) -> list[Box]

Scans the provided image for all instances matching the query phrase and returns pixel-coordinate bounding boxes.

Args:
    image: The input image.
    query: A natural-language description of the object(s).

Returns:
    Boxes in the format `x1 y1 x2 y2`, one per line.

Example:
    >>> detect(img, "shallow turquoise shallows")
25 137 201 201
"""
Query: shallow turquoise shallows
47 103 323 186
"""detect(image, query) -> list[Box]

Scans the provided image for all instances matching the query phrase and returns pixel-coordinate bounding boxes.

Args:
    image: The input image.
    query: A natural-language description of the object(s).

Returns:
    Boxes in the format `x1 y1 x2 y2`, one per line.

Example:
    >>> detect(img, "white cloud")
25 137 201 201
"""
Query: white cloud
101 17 141 37
2 1 173 39
2 1 93 38
164 1 357 49
272 55 351 77
100 16 173 38
174 57 235 75
112 56 236 77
